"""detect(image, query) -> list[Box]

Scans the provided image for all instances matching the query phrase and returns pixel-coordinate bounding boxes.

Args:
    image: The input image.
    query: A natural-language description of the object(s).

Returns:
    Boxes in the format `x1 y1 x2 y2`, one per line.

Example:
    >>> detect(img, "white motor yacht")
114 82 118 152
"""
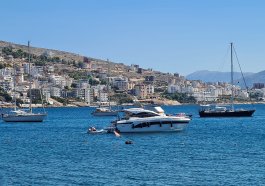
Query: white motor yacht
110 106 190 133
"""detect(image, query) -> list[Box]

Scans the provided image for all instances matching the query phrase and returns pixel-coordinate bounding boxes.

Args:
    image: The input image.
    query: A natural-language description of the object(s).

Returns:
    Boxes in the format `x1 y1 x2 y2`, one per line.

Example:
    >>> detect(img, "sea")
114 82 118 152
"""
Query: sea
0 104 265 185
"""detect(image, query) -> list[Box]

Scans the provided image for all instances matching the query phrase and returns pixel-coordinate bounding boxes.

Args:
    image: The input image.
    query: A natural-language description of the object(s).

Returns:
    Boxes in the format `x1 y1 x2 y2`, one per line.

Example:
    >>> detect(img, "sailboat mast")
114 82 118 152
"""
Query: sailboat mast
28 41 32 113
230 42 234 111
107 59 111 110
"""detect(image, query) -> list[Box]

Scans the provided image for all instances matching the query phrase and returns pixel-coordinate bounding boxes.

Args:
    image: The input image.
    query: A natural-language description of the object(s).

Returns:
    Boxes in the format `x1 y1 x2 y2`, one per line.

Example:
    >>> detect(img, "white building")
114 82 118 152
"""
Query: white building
42 87 51 101
0 67 13 76
74 88 91 104
167 84 181 94
134 84 147 99
0 80 13 92
238 89 249 99
0 56 4 62
98 91 108 102
23 63 30 74
146 84 154 95
114 79 128 91
49 75 66 88
50 87 61 97
47 65 54 73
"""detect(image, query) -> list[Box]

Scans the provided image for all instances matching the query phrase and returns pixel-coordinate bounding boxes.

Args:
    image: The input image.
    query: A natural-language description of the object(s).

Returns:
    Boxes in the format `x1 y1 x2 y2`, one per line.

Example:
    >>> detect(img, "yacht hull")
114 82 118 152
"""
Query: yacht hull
2 114 47 122
115 118 189 133
199 109 255 117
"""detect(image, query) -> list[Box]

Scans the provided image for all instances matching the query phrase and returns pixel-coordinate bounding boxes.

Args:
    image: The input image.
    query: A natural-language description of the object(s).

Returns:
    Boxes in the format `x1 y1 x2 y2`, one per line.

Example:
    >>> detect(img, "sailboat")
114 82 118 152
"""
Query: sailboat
2 41 47 122
91 88 117 116
92 60 117 116
199 43 255 117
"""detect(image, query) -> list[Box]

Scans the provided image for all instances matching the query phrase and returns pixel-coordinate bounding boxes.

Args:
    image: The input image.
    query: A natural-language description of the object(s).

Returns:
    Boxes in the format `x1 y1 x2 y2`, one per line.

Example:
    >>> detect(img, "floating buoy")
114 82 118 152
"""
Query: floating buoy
125 140 133 144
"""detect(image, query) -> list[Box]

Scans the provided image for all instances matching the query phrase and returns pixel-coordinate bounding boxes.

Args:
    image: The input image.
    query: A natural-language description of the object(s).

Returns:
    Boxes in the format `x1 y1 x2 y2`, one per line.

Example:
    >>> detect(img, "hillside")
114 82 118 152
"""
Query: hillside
0 40 86 62
0 40 176 89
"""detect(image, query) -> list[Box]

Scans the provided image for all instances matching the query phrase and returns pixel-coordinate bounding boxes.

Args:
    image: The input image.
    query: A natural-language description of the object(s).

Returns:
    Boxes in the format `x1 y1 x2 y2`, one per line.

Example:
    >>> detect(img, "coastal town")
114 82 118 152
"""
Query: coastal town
0 41 264 108
2 1 265 185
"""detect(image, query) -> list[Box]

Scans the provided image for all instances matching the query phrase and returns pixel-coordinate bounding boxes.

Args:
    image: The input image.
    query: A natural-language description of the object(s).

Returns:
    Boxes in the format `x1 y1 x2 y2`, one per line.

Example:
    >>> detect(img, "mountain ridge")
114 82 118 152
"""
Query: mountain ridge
186 70 265 88
186 70 255 83
238 70 265 88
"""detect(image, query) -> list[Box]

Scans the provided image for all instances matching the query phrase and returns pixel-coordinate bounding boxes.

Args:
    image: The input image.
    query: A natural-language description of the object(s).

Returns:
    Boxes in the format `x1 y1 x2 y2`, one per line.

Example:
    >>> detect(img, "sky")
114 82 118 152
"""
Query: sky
1 0 265 75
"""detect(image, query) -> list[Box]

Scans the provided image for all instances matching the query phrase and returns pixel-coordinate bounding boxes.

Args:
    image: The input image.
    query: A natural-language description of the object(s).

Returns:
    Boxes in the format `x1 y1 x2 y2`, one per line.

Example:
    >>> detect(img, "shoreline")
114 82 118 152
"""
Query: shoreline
1 101 264 109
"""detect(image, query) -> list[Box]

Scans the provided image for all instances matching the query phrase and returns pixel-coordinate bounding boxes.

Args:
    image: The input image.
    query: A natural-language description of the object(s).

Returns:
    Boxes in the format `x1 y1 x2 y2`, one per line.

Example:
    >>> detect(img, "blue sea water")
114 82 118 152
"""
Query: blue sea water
0 104 265 185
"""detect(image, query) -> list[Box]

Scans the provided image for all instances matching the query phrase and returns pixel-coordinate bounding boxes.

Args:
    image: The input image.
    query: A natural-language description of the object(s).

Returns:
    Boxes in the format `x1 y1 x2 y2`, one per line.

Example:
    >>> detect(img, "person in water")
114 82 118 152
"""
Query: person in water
88 127 97 132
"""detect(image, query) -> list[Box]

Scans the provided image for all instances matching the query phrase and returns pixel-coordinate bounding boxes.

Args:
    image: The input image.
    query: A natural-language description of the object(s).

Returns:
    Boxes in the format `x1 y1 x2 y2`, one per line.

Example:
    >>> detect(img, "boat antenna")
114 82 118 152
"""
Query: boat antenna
28 41 32 113
230 42 234 111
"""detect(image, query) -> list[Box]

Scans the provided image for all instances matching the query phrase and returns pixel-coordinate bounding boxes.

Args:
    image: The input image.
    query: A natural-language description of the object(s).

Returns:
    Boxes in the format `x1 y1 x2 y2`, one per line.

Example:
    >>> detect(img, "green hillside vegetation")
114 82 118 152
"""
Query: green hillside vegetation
0 87 12 102
1 46 76 66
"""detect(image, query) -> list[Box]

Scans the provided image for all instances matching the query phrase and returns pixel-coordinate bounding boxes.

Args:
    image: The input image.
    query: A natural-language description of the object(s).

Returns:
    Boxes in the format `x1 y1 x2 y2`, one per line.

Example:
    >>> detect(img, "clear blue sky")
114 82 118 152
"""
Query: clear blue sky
1 0 265 75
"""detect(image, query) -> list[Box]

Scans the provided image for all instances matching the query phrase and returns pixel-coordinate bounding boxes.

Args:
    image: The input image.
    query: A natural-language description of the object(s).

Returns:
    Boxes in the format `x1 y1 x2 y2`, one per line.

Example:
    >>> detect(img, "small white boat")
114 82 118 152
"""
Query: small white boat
92 107 117 116
110 106 190 133
87 127 107 134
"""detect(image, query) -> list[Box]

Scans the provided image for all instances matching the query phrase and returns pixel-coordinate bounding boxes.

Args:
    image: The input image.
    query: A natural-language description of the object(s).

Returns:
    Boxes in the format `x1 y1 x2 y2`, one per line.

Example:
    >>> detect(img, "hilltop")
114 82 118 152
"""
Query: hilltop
0 40 85 62
0 40 171 76
0 40 181 98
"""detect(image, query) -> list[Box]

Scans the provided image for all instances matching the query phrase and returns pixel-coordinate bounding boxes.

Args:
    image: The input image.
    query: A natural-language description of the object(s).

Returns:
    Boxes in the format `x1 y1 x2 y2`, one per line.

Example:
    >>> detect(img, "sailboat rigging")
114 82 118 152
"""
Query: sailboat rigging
2 41 47 122
199 43 255 117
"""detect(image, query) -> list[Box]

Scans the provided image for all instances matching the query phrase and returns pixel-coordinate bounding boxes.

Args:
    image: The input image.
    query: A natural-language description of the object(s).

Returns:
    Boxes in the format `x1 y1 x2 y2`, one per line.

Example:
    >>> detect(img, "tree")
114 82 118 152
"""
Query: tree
52 56 61 63
77 61 84 68
0 88 12 102
2 47 13 56
89 78 99 85
100 79 107 85
13 49 25 58
15 98 23 107
0 63 5 69
71 83 77 88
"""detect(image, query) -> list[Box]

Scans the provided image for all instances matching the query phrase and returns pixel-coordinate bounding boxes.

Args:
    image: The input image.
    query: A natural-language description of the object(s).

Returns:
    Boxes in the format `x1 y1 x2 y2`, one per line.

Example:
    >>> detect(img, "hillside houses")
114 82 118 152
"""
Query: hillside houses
1 41 265 106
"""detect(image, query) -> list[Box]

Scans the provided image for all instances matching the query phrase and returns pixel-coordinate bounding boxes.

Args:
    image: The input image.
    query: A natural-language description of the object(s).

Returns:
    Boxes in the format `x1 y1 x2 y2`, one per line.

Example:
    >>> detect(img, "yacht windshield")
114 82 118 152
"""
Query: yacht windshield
129 112 160 118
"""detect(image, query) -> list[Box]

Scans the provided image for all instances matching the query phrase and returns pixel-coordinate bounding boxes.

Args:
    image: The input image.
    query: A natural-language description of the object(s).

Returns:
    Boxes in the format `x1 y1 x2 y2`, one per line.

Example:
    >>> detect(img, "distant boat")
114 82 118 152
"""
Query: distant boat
92 59 117 117
92 107 117 116
199 104 255 117
199 43 255 117
2 41 47 122
2 110 47 122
